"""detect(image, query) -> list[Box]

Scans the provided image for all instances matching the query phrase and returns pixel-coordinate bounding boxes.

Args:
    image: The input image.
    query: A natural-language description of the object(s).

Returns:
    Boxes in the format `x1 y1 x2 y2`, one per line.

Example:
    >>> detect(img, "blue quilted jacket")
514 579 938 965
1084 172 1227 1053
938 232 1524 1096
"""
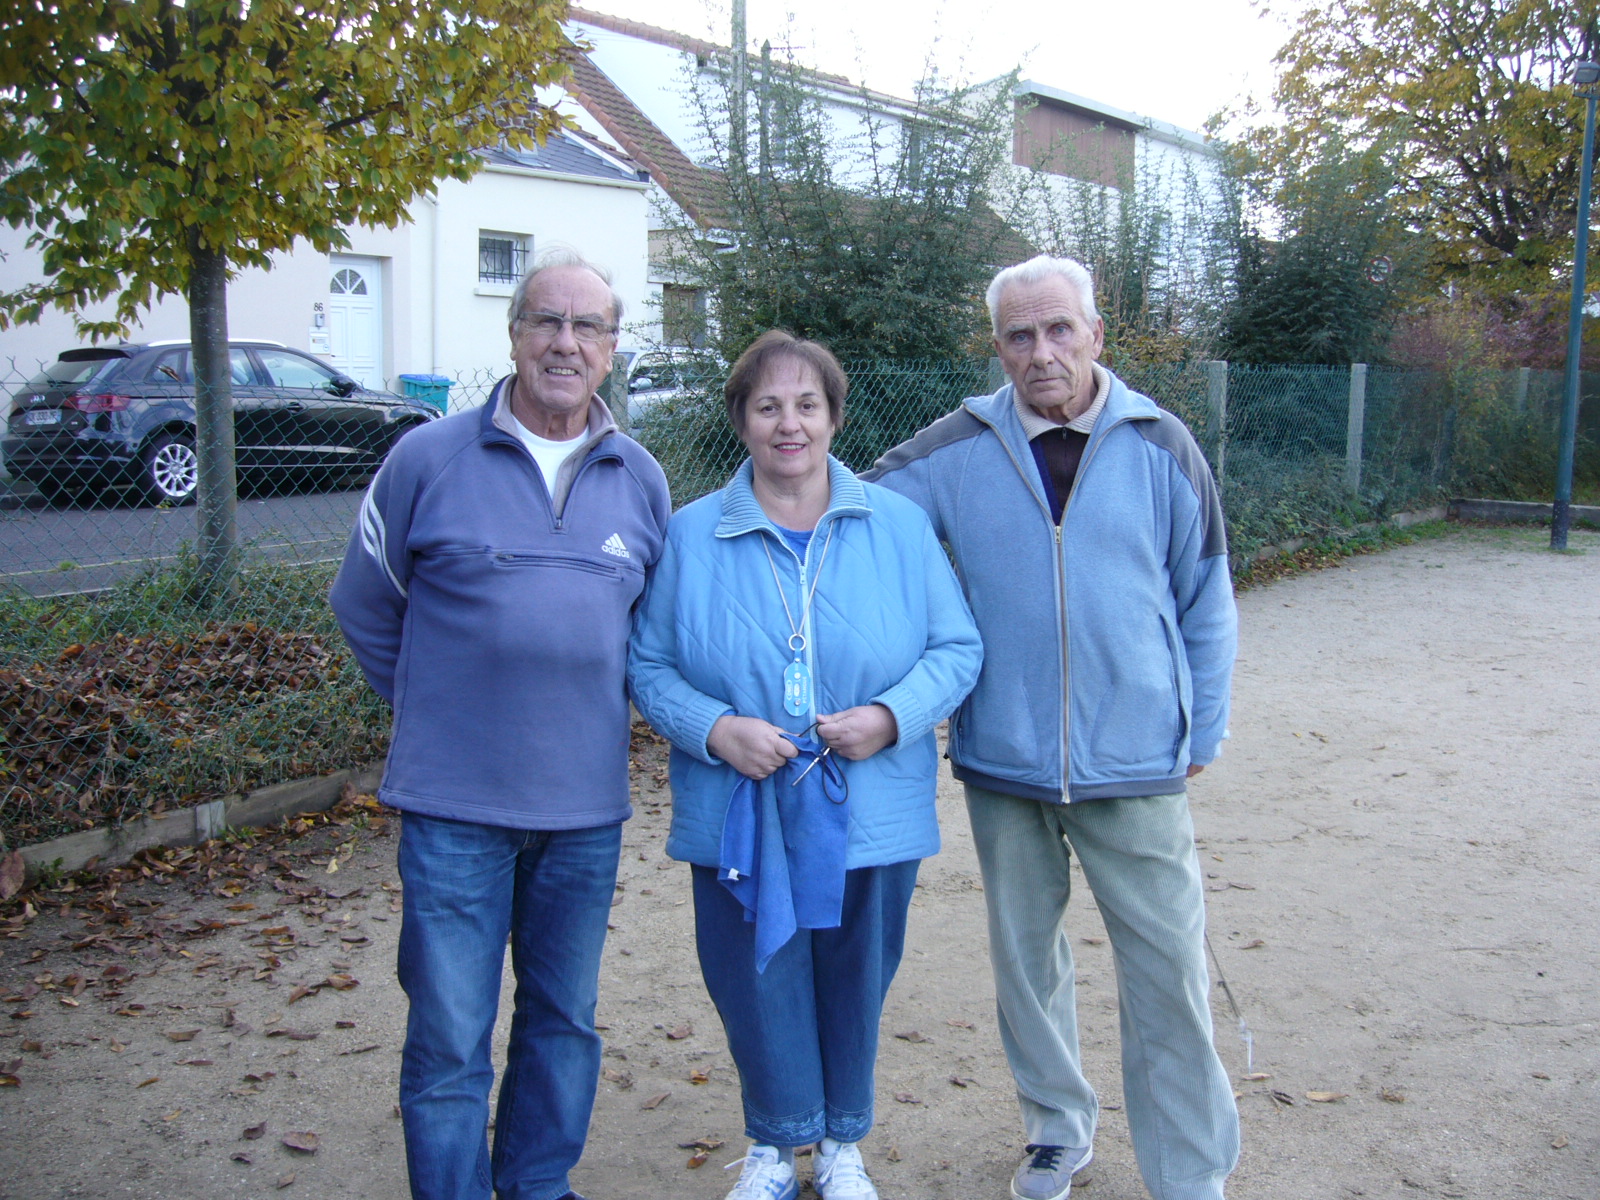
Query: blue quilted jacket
627 457 982 869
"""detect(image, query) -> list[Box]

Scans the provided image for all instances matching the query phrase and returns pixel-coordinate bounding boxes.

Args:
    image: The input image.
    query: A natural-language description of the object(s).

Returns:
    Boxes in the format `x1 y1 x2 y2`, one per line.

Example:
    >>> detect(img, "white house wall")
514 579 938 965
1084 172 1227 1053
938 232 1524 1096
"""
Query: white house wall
0 167 649 406
0 226 329 377
377 166 650 399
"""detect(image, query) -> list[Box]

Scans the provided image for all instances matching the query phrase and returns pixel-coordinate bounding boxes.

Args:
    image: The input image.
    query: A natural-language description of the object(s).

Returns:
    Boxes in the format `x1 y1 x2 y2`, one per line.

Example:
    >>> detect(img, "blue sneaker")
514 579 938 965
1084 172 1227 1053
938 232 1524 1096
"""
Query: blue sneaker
724 1144 799 1200
1010 1143 1093 1200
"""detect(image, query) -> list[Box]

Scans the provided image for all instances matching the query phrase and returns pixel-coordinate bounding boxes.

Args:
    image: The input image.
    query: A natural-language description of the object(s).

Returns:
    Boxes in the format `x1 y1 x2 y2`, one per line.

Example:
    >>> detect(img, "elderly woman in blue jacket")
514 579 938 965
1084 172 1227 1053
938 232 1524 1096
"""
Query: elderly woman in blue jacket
629 330 981 1200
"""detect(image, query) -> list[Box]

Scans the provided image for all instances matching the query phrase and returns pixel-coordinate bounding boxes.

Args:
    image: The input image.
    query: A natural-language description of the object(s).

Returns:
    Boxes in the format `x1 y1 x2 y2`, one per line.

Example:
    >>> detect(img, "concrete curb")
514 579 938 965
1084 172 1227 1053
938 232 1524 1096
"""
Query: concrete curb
1252 504 1451 563
1449 497 1600 527
15 764 382 883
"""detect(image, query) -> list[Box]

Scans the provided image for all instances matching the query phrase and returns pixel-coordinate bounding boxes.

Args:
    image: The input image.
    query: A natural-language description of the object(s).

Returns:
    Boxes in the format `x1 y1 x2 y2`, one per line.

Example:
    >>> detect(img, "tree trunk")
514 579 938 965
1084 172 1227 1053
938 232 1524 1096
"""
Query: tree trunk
187 237 238 606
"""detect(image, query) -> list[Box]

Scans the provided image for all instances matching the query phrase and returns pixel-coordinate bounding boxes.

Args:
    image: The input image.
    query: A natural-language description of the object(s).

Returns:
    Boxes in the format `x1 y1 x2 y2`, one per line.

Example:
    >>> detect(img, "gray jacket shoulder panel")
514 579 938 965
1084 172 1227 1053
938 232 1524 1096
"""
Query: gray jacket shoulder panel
1134 410 1227 559
860 407 986 481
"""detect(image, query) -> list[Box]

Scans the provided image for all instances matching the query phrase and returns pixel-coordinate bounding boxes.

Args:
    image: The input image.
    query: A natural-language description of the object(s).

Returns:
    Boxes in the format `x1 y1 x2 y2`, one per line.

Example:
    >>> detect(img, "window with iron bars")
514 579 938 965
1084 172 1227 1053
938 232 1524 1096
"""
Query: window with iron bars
479 232 530 285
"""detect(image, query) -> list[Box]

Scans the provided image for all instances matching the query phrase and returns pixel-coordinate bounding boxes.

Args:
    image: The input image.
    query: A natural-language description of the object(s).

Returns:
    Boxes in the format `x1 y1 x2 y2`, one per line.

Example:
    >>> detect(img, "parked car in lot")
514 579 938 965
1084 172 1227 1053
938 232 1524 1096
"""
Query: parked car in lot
3 340 439 505
625 352 720 424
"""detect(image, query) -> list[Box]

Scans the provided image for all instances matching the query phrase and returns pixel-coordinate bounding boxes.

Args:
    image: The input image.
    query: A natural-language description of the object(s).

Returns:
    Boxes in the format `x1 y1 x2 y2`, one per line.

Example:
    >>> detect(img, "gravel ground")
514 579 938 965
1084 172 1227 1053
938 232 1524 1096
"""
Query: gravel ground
1 522 1596 1200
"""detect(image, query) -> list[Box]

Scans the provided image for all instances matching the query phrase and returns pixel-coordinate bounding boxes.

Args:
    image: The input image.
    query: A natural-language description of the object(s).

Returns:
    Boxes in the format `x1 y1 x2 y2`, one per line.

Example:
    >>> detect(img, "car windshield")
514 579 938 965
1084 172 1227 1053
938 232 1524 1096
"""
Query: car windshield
24 357 120 391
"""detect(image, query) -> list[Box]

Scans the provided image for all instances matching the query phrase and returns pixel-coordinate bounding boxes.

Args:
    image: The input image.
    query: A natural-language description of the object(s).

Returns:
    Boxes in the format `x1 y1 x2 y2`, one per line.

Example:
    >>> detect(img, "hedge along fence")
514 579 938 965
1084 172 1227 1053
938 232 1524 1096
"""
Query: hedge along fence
1 356 1596 851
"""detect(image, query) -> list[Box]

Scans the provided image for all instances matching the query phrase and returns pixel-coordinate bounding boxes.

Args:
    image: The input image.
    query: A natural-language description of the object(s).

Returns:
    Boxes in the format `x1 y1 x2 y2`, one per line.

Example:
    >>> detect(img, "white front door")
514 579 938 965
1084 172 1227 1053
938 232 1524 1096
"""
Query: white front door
326 256 384 389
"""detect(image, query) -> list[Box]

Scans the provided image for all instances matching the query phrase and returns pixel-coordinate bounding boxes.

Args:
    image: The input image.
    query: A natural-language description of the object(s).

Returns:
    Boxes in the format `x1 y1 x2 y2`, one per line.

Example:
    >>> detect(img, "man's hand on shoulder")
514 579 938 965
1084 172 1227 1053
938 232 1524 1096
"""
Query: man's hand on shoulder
1186 763 1205 778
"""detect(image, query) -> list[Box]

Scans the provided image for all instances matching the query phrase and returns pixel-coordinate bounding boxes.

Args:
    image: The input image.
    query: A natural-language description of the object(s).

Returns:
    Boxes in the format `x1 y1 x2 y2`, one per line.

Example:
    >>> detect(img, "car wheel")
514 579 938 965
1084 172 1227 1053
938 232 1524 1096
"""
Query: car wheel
140 432 199 505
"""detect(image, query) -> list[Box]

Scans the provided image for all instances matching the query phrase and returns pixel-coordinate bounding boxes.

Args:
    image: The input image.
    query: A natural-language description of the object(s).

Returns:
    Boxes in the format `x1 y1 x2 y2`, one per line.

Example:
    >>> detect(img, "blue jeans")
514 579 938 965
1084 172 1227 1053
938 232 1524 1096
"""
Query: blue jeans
692 860 919 1147
397 812 622 1200
965 785 1239 1200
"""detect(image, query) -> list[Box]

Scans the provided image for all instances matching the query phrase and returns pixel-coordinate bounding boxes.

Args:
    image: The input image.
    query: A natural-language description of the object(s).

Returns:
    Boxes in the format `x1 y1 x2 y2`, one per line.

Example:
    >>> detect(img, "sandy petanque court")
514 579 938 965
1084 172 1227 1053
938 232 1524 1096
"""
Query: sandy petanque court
1 522 1596 1200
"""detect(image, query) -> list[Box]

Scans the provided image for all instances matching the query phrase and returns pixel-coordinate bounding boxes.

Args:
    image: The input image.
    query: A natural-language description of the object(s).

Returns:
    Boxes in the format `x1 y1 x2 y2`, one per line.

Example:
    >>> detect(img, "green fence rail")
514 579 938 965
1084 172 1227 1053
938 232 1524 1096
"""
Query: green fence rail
2 353 1596 850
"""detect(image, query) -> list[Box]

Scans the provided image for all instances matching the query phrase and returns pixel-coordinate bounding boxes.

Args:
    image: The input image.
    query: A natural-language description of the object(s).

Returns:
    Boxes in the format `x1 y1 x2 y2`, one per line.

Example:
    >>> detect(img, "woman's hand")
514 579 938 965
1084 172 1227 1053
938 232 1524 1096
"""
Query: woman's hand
816 704 898 761
707 715 799 780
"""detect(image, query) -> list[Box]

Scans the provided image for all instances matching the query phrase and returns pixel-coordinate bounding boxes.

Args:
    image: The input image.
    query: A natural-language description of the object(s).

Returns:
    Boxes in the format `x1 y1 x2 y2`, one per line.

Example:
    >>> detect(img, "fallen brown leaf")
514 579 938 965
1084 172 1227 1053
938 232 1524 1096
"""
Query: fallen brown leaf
1305 1090 1346 1103
264 1028 318 1041
688 1069 709 1084
945 1018 974 1029
886 1145 902 1162
286 985 314 1005
894 1030 927 1043
686 1151 709 1168
893 1091 921 1104
277 1173 296 1189
1379 1087 1406 1103
164 1029 199 1042
1552 1135 1569 1149
1241 1072 1271 1082
602 1067 634 1089
0 851 24 902
677 1138 726 1151
281 1131 319 1153
666 1024 692 1040
136 1076 160 1088
1241 939 1266 949
243 1122 267 1140
231 1153 252 1164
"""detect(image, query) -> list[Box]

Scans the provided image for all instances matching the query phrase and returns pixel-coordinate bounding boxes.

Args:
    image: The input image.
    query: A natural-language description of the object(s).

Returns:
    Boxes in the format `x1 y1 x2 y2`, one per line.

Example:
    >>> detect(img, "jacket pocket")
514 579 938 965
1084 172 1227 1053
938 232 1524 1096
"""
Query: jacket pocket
1160 612 1191 759
490 550 623 580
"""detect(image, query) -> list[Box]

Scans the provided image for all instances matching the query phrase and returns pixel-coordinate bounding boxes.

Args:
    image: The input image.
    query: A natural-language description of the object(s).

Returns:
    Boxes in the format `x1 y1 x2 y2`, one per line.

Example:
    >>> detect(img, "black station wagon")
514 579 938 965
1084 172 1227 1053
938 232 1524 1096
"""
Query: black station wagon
3 340 439 505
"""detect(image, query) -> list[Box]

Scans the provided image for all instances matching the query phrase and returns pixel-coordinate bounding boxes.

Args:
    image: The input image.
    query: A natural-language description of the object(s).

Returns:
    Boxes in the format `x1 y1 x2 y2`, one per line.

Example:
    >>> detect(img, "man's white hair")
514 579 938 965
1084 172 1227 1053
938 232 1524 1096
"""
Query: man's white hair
986 255 1098 335
507 245 625 338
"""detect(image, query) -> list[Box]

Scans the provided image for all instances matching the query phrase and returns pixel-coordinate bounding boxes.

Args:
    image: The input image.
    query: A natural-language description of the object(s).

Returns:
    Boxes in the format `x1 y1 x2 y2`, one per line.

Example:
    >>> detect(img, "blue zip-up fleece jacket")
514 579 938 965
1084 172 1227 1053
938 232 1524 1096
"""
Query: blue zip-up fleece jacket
862 373 1236 804
330 380 670 829
628 457 983 869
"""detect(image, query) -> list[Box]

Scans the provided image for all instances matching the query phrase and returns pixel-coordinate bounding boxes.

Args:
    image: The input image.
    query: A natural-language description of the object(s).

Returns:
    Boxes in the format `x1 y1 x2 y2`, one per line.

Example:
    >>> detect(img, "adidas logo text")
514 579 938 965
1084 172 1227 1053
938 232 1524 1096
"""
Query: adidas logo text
601 533 630 559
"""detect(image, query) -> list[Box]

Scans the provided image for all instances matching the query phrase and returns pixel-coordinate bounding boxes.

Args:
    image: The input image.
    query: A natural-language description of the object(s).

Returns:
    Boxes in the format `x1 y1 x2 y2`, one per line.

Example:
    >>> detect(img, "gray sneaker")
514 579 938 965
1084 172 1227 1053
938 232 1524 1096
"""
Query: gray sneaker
1010 1143 1093 1200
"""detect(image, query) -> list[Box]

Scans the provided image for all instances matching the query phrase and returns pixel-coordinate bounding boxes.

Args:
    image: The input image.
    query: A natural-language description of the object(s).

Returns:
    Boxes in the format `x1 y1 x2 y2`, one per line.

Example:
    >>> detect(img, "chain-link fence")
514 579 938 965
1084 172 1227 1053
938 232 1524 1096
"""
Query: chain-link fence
3 349 1596 851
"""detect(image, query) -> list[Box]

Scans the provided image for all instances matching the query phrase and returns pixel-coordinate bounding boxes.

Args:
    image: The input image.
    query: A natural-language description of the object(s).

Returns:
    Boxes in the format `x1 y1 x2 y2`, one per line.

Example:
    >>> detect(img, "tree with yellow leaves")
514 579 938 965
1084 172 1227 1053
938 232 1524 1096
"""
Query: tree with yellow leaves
1263 0 1596 295
0 0 572 597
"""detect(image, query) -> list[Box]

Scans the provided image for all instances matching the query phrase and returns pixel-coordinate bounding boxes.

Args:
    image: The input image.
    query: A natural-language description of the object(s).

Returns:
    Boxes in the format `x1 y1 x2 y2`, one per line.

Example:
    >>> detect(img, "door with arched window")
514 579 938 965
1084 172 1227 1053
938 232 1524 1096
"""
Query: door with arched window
326 256 384 389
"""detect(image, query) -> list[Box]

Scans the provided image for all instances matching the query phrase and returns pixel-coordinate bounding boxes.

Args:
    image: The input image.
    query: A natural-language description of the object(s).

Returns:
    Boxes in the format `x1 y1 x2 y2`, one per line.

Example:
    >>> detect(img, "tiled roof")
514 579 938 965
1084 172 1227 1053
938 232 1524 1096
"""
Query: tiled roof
563 50 731 228
477 131 645 184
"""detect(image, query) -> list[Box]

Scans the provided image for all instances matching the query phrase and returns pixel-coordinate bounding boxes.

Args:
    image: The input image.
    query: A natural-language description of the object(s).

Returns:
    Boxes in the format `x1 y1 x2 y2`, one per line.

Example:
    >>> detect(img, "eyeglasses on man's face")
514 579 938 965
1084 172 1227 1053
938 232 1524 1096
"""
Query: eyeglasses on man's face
515 310 618 344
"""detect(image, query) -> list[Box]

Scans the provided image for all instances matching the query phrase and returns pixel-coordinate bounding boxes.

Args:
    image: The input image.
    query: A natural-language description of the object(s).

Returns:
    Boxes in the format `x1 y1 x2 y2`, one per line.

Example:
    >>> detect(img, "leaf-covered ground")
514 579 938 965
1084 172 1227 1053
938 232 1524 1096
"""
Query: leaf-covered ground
0 622 382 850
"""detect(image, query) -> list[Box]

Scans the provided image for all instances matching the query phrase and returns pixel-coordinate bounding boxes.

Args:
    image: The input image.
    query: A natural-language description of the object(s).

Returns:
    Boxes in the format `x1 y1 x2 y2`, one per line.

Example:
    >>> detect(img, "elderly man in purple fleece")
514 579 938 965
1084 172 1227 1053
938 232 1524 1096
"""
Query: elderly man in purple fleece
331 248 669 1200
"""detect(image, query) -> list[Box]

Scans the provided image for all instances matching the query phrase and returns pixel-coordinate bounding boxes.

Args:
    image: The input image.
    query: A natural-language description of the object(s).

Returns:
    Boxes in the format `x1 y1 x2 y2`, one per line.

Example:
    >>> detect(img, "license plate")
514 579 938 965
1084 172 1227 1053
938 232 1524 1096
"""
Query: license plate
24 409 61 427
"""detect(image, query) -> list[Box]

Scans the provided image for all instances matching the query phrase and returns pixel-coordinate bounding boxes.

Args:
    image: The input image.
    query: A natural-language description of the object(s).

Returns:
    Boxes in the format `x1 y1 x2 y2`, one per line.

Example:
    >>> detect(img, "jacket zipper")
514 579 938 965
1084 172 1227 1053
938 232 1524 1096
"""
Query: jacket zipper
969 397 1135 805
1053 429 1111 804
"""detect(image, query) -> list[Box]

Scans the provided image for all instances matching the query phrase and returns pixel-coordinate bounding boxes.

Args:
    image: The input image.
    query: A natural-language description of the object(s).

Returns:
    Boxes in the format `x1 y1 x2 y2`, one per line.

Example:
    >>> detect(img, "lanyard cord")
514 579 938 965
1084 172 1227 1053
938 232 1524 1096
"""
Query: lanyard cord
760 523 836 651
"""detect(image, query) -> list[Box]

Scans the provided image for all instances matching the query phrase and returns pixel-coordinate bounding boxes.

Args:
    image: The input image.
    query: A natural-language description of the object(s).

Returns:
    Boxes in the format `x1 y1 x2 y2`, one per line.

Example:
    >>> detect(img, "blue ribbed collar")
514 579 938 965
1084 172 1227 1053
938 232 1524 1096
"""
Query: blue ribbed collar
715 455 873 539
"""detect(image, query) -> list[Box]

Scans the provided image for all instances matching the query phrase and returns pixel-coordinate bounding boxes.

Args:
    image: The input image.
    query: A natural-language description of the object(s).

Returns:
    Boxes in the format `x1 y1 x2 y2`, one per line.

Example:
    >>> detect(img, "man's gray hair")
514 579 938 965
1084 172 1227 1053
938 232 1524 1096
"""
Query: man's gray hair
507 246 625 338
985 254 1098 334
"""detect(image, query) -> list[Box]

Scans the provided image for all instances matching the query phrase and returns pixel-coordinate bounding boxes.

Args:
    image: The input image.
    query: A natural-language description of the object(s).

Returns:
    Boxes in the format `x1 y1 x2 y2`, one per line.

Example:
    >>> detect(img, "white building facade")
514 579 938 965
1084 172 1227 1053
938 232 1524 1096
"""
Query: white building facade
0 134 651 404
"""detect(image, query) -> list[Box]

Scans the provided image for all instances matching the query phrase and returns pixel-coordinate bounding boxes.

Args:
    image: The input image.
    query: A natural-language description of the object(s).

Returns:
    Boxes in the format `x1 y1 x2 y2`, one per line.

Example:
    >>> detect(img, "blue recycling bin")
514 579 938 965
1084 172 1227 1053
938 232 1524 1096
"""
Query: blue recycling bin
398 373 453 414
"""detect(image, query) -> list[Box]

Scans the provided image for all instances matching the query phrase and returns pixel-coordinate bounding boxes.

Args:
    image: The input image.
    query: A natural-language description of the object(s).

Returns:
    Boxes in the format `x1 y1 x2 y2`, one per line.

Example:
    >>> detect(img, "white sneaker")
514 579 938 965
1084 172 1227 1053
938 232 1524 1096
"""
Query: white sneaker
724 1144 799 1200
814 1140 880 1200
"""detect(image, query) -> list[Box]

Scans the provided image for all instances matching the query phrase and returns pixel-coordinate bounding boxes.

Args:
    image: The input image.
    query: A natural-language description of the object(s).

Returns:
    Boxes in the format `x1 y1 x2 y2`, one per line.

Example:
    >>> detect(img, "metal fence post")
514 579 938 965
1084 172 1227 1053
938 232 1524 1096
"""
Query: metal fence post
986 356 1006 396
1346 363 1368 495
1205 360 1228 487
1514 366 1531 414
607 352 630 434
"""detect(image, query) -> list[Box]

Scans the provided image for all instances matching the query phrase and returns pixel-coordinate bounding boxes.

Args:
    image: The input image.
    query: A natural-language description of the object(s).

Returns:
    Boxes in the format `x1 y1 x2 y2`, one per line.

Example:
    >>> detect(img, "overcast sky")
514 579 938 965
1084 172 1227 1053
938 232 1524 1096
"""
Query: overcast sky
577 0 1302 134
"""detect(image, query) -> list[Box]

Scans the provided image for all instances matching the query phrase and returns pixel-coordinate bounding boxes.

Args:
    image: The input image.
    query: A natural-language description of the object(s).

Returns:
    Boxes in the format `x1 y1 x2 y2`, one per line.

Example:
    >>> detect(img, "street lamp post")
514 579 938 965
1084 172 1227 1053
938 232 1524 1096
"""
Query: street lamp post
1553 61 1600 550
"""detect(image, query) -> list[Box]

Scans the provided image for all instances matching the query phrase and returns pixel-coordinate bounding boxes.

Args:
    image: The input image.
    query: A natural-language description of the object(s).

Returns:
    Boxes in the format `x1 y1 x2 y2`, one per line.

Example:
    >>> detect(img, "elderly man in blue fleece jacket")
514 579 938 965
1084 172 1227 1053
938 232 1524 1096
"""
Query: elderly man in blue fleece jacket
862 255 1240 1200
330 249 669 1200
